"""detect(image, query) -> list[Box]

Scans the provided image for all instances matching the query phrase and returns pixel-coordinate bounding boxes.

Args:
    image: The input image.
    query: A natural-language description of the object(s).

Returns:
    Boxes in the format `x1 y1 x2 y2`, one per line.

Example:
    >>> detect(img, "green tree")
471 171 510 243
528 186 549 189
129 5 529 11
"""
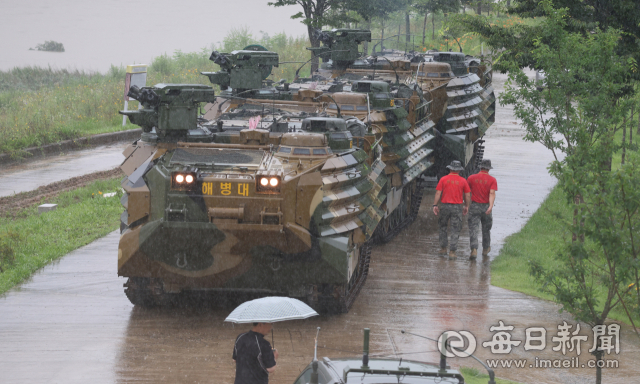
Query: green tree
405 6 412 44
451 0 640 75
500 3 639 383
413 0 461 43
268 0 351 72
511 0 640 57
460 0 473 14
344 0 409 53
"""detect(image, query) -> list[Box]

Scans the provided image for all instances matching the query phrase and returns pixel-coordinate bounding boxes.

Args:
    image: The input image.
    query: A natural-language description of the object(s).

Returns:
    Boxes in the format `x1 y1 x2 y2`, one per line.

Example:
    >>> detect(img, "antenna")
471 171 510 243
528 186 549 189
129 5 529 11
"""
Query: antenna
294 50 350 80
320 94 342 118
439 332 448 373
371 34 415 55
366 94 371 133
362 328 370 369
372 56 377 80
310 327 321 384
376 56 401 85
313 327 320 361
415 61 423 83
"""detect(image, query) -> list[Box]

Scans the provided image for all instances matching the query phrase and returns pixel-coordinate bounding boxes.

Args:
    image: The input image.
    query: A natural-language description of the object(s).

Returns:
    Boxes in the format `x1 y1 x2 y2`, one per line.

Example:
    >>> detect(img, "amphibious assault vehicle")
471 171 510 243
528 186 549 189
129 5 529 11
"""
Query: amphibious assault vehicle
117 29 495 312
118 84 429 312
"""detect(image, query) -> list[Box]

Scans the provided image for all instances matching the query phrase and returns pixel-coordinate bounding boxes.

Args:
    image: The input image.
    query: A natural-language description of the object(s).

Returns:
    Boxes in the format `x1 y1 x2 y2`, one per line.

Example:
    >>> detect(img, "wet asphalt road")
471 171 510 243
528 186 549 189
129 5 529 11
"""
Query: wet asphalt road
1 72 638 384
0 142 128 198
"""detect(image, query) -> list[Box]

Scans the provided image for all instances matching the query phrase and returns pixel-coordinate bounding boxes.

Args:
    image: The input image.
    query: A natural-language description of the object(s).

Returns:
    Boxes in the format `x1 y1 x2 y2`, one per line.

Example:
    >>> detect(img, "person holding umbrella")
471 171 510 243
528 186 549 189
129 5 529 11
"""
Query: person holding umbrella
226 296 319 384
232 322 278 384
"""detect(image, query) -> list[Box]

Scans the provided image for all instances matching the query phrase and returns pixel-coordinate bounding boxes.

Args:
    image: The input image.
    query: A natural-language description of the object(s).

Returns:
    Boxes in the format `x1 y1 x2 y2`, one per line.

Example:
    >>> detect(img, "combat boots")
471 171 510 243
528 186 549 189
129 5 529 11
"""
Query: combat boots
448 250 457 260
439 247 447 256
482 247 491 257
470 249 478 260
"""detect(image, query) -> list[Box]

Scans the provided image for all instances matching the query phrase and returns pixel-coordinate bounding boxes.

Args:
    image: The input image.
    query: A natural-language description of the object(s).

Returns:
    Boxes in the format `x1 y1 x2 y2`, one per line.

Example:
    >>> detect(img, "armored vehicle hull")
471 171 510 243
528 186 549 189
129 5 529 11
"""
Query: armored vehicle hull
119 132 388 312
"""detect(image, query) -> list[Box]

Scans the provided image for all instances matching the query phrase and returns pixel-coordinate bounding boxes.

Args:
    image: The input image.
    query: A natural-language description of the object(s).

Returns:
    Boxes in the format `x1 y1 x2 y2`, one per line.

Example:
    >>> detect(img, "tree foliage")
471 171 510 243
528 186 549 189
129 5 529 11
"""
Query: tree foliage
346 0 410 22
268 0 349 30
412 0 461 41
500 3 639 382
32 41 65 52
451 0 640 77
412 0 460 15
268 0 351 71
501 9 631 160
511 0 640 57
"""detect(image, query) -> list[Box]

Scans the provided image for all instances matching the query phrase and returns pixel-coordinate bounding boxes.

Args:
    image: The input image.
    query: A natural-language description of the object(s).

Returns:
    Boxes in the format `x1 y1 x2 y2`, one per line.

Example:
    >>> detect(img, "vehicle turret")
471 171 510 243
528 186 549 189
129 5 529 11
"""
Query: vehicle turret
202 49 279 95
120 84 216 140
307 29 371 69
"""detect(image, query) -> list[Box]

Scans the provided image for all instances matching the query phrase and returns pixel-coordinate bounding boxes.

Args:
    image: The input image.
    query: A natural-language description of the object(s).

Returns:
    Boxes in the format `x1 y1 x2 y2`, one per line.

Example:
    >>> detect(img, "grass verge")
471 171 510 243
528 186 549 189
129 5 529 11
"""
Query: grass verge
490 185 640 325
460 366 522 384
0 177 123 295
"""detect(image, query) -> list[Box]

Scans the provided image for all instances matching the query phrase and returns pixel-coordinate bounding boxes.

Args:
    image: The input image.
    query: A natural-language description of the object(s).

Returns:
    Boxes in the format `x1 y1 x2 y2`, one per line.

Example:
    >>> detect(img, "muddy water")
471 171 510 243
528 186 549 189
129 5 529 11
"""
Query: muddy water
0 72 638 384
0 0 307 72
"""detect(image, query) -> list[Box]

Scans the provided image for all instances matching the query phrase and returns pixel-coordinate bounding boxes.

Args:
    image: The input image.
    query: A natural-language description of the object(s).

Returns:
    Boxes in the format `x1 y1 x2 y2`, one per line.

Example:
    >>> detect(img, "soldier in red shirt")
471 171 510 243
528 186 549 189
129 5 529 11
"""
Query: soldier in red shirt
467 159 498 259
433 160 471 259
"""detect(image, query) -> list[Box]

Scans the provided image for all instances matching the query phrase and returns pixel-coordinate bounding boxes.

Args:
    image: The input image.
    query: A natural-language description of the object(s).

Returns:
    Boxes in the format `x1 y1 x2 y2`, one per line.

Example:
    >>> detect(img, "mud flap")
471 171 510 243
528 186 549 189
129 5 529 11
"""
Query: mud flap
318 235 350 282
441 133 474 166
386 187 403 217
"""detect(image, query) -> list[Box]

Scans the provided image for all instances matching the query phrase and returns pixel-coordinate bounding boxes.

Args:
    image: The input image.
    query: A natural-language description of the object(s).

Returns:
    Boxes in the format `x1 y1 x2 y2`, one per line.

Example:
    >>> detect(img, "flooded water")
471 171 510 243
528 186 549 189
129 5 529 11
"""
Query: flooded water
0 72 638 384
0 0 308 73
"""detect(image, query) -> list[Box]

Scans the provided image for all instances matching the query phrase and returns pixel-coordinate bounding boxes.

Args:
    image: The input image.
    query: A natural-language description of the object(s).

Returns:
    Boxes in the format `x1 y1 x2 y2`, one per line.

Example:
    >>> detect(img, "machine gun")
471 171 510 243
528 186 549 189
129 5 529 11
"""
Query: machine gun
202 49 279 95
307 29 371 69
120 84 216 140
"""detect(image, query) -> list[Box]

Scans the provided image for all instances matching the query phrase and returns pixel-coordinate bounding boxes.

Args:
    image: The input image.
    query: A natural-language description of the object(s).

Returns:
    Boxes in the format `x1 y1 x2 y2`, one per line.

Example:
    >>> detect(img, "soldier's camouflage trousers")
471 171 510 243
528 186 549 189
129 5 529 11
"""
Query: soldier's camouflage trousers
438 203 463 252
468 202 493 250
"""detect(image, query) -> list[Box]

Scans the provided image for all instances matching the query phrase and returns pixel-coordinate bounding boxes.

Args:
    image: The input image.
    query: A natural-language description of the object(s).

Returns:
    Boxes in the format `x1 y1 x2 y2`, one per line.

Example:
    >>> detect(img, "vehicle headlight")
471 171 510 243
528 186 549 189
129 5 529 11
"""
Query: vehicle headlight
172 172 198 190
256 176 281 194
